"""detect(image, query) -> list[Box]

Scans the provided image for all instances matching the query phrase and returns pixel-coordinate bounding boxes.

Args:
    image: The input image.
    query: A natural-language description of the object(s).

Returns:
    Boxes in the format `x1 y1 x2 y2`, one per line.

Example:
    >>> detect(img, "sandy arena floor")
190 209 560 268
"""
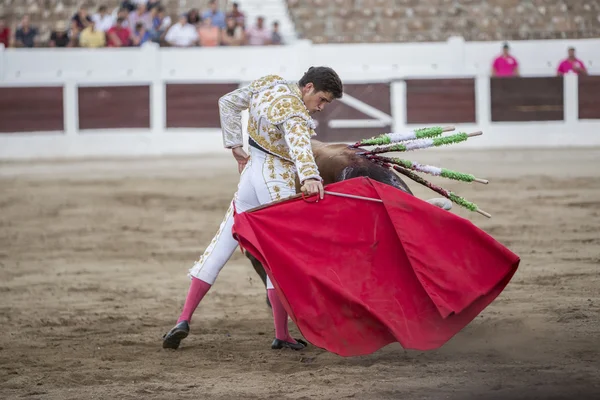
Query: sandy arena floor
1 148 599 400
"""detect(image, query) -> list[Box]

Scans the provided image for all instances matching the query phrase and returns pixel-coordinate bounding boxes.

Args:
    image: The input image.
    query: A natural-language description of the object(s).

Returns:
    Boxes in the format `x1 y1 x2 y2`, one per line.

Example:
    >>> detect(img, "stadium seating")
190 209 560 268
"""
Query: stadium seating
286 0 600 43
1 0 600 45
0 0 205 45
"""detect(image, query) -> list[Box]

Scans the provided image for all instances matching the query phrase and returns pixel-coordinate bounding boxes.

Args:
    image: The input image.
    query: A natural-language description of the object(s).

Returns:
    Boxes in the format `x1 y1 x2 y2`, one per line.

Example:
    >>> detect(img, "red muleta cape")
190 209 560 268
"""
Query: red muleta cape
232 177 520 357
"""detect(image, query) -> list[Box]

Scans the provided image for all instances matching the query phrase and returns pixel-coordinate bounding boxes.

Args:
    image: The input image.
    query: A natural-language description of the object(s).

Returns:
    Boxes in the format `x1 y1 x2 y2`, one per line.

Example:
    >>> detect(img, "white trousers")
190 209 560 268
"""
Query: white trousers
188 147 297 289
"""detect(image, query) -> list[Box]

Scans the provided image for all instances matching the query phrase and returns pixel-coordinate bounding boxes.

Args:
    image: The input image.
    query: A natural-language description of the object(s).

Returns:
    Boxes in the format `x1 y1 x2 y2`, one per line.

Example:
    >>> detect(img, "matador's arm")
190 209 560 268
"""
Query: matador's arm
218 86 252 149
282 117 322 184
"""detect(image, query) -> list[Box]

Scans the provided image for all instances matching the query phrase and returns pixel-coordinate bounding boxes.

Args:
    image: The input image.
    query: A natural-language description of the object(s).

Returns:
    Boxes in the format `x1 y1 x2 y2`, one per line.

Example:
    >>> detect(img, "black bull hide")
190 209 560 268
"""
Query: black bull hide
244 139 414 307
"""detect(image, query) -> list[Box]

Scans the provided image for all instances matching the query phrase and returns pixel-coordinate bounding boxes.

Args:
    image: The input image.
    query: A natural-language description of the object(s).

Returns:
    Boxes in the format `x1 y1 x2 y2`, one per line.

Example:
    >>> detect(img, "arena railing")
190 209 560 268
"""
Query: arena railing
0 37 599 160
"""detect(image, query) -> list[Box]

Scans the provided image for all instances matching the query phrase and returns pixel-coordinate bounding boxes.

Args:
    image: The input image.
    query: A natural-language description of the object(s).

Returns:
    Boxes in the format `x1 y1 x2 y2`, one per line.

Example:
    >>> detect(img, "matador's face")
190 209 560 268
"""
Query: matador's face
301 83 335 114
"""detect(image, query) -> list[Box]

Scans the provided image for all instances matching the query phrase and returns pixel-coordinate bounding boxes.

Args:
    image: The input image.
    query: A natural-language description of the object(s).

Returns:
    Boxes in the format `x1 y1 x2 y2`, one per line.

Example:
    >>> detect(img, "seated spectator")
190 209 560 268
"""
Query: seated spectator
121 1 137 13
14 15 38 48
557 47 588 76
271 21 282 45
0 17 10 48
79 21 106 48
198 17 221 47
226 2 246 29
49 21 70 47
132 21 152 46
245 16 271 46
150 6 172 43
128 4 153 31
165 14 198 47
202 0 226 29
221 16 244 46
147 0 161 11
92 5 115 32
67 20 82 47
107 17 132 47
72 5 93 31
491 42 519 77
187 8 201 25
116 8 131 29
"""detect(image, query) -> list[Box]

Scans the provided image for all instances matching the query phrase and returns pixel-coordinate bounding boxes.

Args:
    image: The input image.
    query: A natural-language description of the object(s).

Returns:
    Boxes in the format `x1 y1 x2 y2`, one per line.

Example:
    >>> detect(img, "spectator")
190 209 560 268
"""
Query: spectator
271 21 282 45
245 16 271 46
0 17 10 48
79 21 107 48
92 5 115 32
116 8 131 28
165 14 198 47
49 21 70 47
187 9 201 25
557 47 588 76
147 0 161 11
107 17 131 47
198 17 221 47
132 21 152 46
128 4 153 31
14 15 38 48
72 5 93 30
68 20 82 47
226 2 246 29
491 42 519 77
202 0 226 29
221 16 244 46
150 6 171 42
121 1 137 13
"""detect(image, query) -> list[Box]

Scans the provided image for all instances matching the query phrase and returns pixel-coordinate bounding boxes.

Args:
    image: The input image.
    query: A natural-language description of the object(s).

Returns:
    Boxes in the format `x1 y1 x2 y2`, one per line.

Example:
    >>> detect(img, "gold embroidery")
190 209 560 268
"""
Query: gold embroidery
263 154 296 201
266 154 276 179
267 95 310 126
249 74 286 93
282 117 321 183
249 130 291 160
195 201 234 265
282 162 296 190
244 75 321 185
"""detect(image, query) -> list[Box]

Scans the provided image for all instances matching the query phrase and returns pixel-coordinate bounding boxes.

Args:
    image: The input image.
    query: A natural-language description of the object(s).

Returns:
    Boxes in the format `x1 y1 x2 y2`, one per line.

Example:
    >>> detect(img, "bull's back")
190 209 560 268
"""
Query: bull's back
293 140 412 195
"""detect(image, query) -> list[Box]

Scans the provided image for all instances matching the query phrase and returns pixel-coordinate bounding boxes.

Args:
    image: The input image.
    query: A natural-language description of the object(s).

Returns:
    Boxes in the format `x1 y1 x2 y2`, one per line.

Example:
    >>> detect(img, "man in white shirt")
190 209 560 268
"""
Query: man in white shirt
164 14 198 47
92 5 115 32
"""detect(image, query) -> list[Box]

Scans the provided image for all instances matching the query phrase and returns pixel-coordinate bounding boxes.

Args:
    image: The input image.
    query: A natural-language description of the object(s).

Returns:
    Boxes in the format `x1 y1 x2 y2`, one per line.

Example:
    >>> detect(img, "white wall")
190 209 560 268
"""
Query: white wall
1 37 599 160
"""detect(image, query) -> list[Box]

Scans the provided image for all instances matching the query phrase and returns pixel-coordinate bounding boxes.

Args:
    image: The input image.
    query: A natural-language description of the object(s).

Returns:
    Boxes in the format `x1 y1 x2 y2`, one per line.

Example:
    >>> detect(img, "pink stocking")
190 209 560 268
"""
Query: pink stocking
177 277 211 324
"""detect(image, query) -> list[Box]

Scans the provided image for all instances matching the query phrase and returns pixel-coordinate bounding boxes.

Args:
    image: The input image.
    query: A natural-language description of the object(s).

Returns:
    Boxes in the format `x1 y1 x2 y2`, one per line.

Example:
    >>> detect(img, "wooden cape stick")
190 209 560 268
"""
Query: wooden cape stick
244 190 383 213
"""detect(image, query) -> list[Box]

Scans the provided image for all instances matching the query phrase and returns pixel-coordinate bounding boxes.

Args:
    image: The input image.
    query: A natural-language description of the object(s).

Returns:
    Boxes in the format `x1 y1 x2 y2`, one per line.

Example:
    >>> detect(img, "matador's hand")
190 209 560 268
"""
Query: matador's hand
301 178 324 200
231 146 249 174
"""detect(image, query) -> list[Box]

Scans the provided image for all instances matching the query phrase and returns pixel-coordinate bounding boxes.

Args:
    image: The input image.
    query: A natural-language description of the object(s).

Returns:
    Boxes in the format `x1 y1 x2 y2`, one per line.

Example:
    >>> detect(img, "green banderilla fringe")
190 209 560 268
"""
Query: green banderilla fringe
447 192 478 212
391 165 480 213
432 132 469 147
363 132 470 155
440 169 477 183
353 126 446 147
370 156 477 183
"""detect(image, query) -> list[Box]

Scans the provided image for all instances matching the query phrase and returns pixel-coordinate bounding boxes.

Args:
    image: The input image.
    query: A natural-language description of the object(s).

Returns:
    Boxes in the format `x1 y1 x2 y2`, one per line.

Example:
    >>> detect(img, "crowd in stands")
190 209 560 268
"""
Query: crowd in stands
491 42 589 77
0 0 283 49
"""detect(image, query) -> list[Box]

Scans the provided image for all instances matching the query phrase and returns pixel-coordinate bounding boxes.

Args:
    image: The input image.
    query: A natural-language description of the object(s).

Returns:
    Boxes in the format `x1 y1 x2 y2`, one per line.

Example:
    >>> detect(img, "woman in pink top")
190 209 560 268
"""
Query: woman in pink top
557 47 588 76
491 43 519 77
197 17 221 47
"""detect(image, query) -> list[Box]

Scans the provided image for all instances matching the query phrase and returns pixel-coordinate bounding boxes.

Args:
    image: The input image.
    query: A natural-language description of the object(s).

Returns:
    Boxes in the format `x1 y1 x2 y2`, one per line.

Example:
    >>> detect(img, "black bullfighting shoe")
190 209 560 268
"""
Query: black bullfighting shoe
271 338 308 350
162 320 190 349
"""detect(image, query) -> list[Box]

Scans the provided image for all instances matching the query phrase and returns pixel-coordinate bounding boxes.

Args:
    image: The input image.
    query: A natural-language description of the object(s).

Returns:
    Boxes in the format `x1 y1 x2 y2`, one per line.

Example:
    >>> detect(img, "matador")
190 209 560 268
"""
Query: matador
162 67 344 351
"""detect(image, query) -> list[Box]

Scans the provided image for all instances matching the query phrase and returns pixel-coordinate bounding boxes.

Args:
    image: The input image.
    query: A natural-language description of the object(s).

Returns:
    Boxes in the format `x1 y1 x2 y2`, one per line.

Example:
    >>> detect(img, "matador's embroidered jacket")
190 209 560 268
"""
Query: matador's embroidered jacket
218 74 321 183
